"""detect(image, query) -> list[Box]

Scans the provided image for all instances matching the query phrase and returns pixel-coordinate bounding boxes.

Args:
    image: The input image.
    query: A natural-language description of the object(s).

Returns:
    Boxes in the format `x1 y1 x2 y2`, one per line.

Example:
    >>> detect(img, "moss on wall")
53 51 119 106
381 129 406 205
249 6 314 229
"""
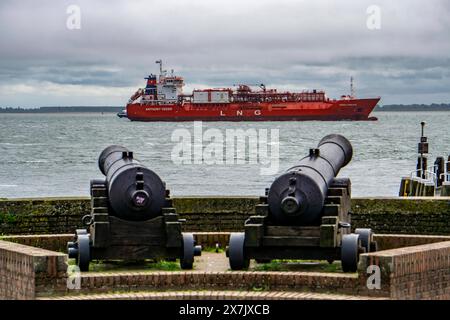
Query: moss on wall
172 197 259 214
351 198 450 234
0 198 90 235
351 198 450 215
0 197 449 235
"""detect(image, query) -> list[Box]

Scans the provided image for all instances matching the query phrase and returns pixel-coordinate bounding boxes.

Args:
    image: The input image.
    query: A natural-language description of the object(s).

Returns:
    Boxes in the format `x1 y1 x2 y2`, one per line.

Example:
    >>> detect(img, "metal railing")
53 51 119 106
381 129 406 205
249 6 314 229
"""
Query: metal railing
442 161 450 183
411 161 450 187
410 165 437 185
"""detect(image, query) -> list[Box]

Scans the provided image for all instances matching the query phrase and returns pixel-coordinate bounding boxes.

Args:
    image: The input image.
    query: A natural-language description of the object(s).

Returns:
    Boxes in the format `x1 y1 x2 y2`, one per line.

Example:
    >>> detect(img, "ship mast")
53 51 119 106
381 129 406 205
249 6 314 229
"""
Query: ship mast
155 59 163 75
350 76 355 98
155 59 167 79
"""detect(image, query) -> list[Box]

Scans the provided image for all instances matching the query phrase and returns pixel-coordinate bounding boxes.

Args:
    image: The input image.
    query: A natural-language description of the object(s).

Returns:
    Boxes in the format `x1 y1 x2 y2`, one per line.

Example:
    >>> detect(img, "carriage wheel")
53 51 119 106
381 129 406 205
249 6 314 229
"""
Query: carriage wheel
355 228 373 253
180 233 194 270
228 233 250 270
341 234 360 273
76 234 91 272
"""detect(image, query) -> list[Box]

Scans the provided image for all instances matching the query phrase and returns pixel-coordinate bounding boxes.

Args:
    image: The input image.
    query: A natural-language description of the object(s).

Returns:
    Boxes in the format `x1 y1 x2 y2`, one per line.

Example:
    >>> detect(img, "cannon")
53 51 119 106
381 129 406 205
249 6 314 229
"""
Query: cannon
227 134 377 272
67 145 201 271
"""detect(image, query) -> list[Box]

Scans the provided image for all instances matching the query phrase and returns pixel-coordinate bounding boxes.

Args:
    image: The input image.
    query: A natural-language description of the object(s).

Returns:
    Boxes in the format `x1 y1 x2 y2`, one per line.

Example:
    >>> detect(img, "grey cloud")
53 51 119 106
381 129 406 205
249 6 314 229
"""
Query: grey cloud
0 0 449 106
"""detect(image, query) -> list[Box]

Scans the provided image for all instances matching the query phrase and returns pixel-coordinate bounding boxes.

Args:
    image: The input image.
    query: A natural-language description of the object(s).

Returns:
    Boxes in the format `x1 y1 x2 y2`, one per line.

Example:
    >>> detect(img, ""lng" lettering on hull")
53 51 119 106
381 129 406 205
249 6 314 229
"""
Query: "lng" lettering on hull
220 110 262 116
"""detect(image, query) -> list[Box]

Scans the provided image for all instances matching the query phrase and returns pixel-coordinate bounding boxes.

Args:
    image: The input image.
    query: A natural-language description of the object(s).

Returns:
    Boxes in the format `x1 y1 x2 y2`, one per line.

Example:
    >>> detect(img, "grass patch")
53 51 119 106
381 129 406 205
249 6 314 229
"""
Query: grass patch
201 246 225 253
67 258 181 272
252 260 343 273
0 213 18 223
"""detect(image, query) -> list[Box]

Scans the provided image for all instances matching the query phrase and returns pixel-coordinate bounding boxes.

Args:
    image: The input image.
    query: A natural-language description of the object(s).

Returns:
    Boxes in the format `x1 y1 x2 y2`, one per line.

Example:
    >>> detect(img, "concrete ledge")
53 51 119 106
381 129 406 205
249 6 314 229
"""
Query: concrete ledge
0 240 67 300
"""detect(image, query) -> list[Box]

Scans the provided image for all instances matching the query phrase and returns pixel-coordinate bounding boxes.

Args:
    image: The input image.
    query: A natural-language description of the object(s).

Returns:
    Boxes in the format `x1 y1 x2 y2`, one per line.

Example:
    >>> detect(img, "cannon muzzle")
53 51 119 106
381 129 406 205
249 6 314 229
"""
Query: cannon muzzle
268 134 353 226
96 145 166 221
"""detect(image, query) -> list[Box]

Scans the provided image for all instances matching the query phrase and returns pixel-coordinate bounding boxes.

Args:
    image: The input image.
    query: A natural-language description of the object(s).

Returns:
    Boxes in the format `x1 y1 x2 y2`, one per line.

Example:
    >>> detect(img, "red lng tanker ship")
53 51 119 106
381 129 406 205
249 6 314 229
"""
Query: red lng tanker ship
125 60 380 121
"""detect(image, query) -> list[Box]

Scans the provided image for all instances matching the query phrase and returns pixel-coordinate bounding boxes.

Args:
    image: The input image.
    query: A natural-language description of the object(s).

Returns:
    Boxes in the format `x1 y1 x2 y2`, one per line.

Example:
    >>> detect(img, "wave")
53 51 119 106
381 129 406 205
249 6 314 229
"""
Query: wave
0 142 45 146
25 160 49 163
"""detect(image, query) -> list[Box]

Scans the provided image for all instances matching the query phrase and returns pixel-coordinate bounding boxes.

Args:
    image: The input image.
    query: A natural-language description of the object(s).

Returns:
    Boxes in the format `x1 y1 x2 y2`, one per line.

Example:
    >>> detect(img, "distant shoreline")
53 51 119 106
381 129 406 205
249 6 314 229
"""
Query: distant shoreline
375 104 450 112
0 106 123 113
1 104 450 113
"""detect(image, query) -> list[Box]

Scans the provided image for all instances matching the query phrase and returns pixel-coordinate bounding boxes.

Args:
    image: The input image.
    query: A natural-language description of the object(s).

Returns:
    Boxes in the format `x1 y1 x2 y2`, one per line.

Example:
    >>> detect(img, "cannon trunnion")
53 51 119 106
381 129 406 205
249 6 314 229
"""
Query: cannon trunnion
227 134 377 272
67 145 201 271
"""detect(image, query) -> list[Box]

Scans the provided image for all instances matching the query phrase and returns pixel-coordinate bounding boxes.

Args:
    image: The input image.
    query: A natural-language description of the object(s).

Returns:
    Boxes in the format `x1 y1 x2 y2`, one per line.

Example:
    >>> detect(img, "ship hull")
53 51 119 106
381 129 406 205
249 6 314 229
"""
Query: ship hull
126 98 380 122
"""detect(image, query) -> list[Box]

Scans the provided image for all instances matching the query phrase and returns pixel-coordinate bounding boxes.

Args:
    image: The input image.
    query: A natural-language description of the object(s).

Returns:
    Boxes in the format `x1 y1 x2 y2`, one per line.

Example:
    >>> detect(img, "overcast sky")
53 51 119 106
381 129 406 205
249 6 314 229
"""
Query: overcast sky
0 0 449 107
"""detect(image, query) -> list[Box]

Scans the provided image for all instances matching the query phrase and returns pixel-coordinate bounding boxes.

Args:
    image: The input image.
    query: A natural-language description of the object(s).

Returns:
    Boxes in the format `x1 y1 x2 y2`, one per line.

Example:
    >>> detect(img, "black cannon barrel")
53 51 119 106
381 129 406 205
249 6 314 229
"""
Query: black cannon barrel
267 134 353 226
97 145 166 221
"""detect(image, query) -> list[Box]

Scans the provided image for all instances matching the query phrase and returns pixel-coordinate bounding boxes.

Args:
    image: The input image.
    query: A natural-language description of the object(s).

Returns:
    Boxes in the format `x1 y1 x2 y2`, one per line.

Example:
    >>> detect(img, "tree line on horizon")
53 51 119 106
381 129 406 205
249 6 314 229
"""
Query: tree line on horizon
374 103 450 111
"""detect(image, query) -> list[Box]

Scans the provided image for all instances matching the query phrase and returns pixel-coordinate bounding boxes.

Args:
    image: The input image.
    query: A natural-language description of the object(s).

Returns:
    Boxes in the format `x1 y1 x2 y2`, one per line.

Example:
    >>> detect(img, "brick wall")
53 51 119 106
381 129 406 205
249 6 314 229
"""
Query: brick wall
0 240 67 300
373 234 450 251
1 197 449 236
358 241 450 299
193 233 450 251
192 232 231 248
351 198 450 235
172 197 259 232
0 234 73 253
1 237 449 300
69 271 360 296
0 197 89 235
0 233 233 253
2 232 450 256
41 290 381 300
